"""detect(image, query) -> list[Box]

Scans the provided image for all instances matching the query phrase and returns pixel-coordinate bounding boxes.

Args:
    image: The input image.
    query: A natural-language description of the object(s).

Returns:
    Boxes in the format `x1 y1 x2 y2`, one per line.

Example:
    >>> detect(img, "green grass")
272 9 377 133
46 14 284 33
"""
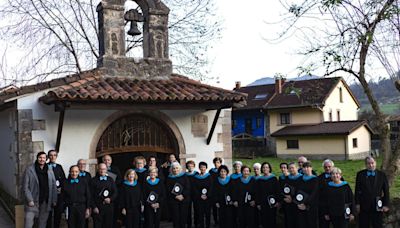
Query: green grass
238 157 400 199
360 103 400 115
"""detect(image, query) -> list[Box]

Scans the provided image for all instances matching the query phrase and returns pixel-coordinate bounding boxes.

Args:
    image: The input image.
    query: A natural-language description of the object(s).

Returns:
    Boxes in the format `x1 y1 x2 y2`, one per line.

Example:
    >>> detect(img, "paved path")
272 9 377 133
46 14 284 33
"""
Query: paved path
0 203 13 228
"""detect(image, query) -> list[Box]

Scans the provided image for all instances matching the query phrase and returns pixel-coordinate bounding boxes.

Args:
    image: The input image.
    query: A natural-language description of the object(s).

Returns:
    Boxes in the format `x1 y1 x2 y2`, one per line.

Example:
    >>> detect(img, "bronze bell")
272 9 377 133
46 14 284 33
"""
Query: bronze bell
128 21 141 36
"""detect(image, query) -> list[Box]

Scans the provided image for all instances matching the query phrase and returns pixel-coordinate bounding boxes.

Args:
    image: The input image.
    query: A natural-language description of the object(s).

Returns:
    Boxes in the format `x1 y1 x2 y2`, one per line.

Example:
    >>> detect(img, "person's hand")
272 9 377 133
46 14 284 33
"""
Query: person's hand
276 202 281 208
383 206 389 213
283 195 292 203
85 209 90 219
356 204 360 214
28 201 34 207
233 201 238 207
121 208 126 215
297 204 306 210
257 205 261 210
175 195 184 201
53 203 57 207
161 162 168 168
250 201 256 207
104 198 111 204
215 203 220 208
141 205 144 213
201 195 207 200
93 207 99 214
324 215 330 221
349 214 355 222
152 203 159 209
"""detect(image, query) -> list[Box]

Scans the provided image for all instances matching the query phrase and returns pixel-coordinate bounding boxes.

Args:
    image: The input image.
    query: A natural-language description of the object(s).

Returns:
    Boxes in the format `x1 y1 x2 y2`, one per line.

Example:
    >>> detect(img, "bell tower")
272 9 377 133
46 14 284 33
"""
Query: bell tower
97 0 172 78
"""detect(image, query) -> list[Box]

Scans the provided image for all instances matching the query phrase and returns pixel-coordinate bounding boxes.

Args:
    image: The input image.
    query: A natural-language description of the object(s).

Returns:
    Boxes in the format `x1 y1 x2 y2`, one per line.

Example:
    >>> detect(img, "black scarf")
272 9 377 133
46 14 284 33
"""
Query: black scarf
35 161 49 204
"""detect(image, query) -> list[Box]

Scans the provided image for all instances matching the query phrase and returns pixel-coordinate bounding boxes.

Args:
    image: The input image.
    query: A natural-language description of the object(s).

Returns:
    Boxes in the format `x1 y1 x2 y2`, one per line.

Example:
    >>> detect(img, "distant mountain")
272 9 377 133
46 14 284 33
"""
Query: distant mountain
247 75 321 86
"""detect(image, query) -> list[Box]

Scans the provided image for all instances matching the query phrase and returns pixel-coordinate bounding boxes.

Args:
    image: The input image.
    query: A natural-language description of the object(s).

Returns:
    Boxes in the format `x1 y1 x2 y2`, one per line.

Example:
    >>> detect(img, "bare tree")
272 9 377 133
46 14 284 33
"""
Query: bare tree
273 0 400 184
0 0 221 86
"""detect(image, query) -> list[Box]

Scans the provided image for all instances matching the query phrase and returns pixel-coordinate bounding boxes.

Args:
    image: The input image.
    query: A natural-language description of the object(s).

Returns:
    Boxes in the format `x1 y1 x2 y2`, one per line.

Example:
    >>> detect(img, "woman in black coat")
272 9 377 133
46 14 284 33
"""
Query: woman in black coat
166 162 191 228
62 165 91 228
322 167 355 228
143 167 166 228
212 165 233 228
234 165 256 228
120 169 142 228
256 162 280 228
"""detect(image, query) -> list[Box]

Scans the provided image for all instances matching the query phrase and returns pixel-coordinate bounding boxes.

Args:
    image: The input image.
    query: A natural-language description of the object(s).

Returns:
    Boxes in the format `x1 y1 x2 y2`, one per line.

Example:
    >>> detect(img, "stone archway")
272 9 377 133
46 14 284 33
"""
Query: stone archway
89 110 186 166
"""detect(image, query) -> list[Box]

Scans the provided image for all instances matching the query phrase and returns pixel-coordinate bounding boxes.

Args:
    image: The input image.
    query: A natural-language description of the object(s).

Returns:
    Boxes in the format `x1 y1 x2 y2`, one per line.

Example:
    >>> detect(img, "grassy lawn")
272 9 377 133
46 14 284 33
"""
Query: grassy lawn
238 157 400 199
360 103 400 115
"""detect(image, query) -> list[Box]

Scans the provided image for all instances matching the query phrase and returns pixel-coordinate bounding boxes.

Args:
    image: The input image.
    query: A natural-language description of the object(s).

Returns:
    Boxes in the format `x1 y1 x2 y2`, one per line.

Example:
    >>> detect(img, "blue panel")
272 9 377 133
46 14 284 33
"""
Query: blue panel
232 110 265 137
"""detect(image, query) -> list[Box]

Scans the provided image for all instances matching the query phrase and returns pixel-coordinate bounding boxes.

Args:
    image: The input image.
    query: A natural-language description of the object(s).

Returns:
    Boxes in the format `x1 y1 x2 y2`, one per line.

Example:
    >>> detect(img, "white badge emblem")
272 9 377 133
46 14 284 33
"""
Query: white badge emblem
247 194 251 201
296 194 303 201
56 180 60 187
377 200 383 207
202 188 207 195
269 197 276 204
174 186 180 193
103 190 109 197
345 207 351 215
284 187 290 194
149 194 156 201
226 195 231 201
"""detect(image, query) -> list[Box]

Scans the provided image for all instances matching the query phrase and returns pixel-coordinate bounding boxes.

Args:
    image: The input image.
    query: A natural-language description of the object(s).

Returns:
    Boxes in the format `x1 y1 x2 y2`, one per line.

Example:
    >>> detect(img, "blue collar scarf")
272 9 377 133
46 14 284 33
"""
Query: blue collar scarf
48 163 57 168
147 178 160 185
367 170 376 177
231 173 242 180
328 181 348 187
324 173 331 179
303 174 317 181
124 180 138 187
135 167 147 173
99 176 107 181
258 174 276 181
186 171 198 176
240 176 253 184
79 172 86 177
195 173 210 179
168 172 185 178
218 176 230 185
279 174 287 180
210 168 218 173
70 178 79 184
288 173 302 180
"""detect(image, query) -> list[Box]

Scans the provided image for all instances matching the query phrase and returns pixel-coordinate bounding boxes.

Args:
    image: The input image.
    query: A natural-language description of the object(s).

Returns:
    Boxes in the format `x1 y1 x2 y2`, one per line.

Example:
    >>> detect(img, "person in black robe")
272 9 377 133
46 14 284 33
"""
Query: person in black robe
62 165 91 228
233 165 256 228
161 153 178 182
134 156 148 185
281 162 302 228
147 156 165 182
322 167 354 228
318 159 335 228
295 162 318 228
166 162 191 228
102 154 122 227
120 169 142 228
91 163 118 228
77 159 92 228
278 162 290 228
256 162 280 228
186 160 198 228
230 161 242 228
209 157 222 226
212 165 233 228
143 167 165 228
46 149 66 228
355 156 389 228
193 162 213 228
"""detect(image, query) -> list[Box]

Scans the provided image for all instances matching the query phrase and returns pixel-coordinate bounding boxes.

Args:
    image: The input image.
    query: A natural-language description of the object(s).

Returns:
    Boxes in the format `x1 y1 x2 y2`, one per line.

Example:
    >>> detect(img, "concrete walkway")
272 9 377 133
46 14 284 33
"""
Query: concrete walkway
0 203 13 228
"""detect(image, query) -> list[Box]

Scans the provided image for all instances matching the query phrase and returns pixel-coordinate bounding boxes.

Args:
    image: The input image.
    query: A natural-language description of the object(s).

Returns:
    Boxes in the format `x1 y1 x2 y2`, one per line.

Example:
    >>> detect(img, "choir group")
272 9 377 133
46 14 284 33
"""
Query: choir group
23 151 390 228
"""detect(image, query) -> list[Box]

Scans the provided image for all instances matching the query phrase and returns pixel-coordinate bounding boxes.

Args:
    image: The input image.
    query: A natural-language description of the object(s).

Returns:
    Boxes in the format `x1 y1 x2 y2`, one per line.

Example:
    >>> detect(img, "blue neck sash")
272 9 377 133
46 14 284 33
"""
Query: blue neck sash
168 172 185 178
195 172 210 179
123 180 138 187
240 176 253 184
135 167 147 173
186 171 198 176
218 176 230 185
288 173 302 180
258 173 276 181
231 173 242 180
328 181 348 187
303 174 317 181
147 178 160 186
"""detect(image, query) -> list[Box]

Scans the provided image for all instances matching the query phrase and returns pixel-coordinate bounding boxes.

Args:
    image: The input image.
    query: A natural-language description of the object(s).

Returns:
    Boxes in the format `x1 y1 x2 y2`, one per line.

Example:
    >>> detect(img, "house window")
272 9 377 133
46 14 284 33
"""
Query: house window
352 138 358 148
287 140 299 149
254 94 268 100
280 113 291 125
232 119 237 129
339 87 343 103
256 118 263 128
329 111 332 122
245 118 252 134
337 110 341 121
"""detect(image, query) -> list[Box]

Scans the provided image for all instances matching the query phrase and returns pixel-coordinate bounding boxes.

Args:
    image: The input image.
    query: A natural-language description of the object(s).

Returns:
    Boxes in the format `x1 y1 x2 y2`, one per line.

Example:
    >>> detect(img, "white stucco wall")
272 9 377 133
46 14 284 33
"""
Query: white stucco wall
15 91 227 177
0 107 17 197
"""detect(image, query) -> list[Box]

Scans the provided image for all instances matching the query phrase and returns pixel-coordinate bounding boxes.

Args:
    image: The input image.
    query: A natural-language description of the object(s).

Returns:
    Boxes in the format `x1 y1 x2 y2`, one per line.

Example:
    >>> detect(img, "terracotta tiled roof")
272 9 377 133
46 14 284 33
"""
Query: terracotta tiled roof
266 77 343 109
234 84 275 110
271 120 373 137
38 73 246 106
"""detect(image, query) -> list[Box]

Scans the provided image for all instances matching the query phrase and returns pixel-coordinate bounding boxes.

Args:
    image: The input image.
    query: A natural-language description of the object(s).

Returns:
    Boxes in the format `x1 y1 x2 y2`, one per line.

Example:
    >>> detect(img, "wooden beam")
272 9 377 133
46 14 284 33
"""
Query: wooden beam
207 109 221 145
55 108 65 152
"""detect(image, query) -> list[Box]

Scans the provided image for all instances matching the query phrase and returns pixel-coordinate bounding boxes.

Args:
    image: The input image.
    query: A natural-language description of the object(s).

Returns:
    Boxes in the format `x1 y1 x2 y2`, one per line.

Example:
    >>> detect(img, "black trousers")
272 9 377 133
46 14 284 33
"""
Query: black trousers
297 206 318 228
46 194 63 228
124 206 140 228
260 205 277 228
93 204 114 228
67 204 85 228
170 200 189 228
211 205 218 225
194 200 211 228
331 216 349 228
283 203 298 228
359 210 383 228
144 205 162 228
218 205 232 228
187 200 197 227
237 204 255 228
232 206 239 228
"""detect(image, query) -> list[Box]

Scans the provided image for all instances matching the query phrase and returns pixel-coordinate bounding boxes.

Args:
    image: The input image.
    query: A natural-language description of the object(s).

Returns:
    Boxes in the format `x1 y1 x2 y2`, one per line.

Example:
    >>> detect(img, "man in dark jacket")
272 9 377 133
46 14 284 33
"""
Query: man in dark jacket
23 152 57 228
355 156 389 228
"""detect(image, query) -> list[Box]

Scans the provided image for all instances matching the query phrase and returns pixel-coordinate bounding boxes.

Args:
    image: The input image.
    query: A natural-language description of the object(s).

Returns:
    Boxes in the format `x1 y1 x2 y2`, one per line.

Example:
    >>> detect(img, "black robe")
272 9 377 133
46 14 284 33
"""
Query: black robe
142 178 165 228
166 173 191 228
234 176 256 228
193 173 213 228
120 180 142 228
212 176 233 228
296 175 319 228
62 178 91 228
256 175 280 228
